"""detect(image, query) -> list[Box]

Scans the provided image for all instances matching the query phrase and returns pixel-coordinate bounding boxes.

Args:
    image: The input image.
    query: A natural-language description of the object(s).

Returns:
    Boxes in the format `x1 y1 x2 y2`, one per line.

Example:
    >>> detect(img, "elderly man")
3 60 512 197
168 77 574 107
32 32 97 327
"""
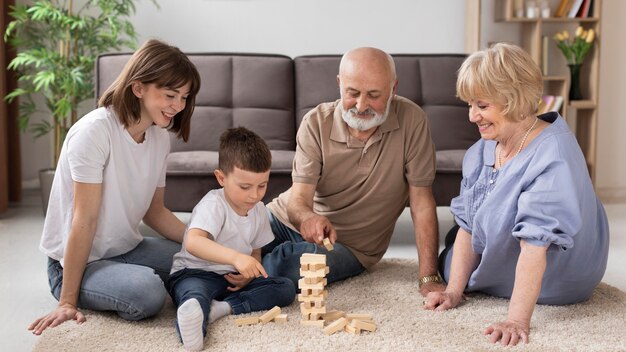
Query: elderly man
262 47 444 295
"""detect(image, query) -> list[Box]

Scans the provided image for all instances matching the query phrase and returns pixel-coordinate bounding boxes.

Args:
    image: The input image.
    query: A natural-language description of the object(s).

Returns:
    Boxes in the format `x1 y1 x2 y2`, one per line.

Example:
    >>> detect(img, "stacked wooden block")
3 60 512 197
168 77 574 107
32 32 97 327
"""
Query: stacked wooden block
298 253 329 328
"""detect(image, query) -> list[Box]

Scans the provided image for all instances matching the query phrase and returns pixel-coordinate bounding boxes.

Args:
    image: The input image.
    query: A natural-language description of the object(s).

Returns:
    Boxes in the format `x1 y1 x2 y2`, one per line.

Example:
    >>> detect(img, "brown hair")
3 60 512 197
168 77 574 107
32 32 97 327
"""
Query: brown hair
456 42 543 121
219 127 272 174
98 39 201 141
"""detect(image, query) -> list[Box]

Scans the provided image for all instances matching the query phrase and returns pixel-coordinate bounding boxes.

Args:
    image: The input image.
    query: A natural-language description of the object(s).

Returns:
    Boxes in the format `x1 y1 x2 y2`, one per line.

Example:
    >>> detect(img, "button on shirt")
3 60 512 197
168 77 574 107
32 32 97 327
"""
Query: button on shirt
448 113 609 304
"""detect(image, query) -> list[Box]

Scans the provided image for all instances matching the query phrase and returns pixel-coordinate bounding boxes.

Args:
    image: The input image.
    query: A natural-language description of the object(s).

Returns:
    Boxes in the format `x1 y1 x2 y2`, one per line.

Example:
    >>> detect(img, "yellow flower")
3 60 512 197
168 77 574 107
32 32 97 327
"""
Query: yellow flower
575 26 583 37
553 27 596 65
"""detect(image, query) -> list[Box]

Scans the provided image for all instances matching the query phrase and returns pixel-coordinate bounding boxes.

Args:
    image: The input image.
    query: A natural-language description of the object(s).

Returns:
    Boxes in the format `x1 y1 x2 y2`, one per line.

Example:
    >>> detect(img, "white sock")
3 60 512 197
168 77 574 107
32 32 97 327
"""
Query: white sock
208 299 232 323
177 298 204 351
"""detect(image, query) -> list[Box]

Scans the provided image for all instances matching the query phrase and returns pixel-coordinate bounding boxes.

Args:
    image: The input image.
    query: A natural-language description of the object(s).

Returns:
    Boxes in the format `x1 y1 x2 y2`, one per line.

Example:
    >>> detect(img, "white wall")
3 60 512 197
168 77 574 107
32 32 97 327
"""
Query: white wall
18 0 626 201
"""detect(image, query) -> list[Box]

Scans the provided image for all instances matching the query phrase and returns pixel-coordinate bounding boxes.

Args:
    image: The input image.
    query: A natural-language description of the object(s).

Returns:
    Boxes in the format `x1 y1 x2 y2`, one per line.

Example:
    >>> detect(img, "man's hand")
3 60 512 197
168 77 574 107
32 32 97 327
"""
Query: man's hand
423 290 464 311
299 214 337 245
224 273 254 292
232 253 268 279
419 281 446 297
483 319 530 346
28 303 86 335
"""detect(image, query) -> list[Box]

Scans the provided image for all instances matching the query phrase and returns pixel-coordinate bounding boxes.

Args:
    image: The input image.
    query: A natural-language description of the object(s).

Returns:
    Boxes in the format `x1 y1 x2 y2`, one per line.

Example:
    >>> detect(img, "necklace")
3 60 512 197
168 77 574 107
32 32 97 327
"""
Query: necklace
497 117 539 168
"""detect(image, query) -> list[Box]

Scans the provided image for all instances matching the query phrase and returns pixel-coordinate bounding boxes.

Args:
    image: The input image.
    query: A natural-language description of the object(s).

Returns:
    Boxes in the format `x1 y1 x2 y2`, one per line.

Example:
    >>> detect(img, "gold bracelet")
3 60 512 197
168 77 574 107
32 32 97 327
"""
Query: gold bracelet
418 274 442 288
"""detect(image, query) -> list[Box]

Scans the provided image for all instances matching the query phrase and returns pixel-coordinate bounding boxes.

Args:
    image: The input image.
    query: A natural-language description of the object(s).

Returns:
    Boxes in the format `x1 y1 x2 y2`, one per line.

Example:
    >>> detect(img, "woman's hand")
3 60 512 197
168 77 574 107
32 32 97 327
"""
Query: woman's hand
232 253 268 279
423 290 465 311
224 273 253 292
27 303 86 335
483 319 530 346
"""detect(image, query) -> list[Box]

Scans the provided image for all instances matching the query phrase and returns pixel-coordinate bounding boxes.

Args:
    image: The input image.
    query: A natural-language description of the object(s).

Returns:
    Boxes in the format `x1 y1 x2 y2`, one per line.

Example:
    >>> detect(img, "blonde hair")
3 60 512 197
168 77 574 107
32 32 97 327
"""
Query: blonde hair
456 43 543 120
98 39 201 141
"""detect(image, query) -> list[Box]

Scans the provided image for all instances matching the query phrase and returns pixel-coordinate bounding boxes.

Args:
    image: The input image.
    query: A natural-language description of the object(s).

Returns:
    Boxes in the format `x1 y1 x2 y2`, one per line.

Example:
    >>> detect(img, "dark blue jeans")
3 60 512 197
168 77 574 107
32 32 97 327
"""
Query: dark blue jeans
168 268 295 336
261 210 365 288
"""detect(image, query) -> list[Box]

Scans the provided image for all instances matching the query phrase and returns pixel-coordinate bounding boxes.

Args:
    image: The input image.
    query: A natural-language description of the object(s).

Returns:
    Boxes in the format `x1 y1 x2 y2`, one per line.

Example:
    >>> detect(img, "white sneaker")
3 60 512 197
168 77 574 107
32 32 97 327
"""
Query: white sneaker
177 298 204 351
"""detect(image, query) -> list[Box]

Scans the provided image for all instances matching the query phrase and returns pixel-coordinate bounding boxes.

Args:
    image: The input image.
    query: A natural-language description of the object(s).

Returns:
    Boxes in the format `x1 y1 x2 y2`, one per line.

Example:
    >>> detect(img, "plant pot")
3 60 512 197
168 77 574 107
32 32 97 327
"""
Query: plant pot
39 168 55 216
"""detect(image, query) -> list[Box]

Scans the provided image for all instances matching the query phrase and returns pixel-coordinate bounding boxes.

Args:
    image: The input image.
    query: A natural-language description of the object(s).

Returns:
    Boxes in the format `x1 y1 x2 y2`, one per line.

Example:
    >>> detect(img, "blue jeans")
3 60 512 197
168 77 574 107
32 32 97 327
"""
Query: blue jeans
168 269 295 336
261 210 365 287
47 237 180 320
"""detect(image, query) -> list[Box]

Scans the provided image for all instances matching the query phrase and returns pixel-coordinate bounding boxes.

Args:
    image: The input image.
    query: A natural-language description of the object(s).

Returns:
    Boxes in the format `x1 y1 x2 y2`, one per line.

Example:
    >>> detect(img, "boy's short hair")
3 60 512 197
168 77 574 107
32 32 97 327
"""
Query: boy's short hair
219 127 272 174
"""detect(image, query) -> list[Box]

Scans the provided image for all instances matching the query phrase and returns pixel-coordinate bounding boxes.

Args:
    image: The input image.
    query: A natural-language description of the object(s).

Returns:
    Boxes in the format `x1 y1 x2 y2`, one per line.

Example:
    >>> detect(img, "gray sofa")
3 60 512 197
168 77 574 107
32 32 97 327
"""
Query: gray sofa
96 53 479 212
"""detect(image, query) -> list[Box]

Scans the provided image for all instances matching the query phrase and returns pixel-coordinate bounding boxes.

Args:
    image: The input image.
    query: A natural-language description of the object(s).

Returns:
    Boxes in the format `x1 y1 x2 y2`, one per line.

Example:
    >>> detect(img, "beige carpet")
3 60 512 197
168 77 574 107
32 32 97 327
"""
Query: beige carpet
33 259 626 352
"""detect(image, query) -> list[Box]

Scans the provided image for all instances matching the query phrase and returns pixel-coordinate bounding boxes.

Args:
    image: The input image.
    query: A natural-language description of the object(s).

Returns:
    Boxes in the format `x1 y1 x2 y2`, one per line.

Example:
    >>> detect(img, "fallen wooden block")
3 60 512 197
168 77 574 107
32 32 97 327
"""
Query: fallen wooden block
300 319 325 328
259 306 281 324
323 317 349 335
235 316 259 326
321 310 345 321
345 313 374 321
350 319 377 332
344 323 360 334
273 314 288 323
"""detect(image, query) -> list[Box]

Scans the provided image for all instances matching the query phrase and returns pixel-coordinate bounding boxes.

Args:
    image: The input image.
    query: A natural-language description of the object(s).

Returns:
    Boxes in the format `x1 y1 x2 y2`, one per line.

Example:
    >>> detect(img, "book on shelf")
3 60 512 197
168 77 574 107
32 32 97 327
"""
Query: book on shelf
539 95 556 114
555 0 573 17
568 0 585 17
578 0 593 18
587 0 595 17
551 96 564 113
538 95 564 114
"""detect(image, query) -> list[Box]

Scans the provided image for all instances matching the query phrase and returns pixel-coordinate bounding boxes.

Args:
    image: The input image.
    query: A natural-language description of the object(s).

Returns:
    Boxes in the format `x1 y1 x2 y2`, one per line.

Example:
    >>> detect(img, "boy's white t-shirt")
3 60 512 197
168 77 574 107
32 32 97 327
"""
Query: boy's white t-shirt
40 107 170 265
170 188 274 275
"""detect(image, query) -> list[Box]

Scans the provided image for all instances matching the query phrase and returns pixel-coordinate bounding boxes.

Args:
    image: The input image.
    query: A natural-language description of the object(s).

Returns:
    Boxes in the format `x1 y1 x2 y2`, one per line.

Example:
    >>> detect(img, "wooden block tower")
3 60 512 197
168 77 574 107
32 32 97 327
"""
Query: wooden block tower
298 253 329 328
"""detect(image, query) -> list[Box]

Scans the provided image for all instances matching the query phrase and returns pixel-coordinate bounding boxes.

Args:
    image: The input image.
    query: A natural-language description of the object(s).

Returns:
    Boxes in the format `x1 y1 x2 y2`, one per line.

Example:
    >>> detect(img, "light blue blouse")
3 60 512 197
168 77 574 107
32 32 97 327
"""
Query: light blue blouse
447 112 609 305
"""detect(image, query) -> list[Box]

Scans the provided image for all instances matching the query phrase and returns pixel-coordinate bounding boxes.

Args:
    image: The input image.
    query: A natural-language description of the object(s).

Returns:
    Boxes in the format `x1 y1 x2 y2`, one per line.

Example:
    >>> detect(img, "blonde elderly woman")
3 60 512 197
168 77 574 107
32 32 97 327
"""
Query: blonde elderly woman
424 43 609 346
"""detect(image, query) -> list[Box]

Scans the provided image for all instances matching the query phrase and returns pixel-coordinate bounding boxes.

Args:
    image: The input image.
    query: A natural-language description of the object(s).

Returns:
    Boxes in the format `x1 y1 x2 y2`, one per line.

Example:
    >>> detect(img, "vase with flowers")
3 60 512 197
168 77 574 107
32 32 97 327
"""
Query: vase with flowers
553 27 596 100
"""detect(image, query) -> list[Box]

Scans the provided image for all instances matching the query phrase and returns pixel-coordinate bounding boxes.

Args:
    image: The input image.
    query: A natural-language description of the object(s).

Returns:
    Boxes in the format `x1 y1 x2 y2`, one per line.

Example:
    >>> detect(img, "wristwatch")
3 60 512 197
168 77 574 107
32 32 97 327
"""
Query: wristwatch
418 274 442 288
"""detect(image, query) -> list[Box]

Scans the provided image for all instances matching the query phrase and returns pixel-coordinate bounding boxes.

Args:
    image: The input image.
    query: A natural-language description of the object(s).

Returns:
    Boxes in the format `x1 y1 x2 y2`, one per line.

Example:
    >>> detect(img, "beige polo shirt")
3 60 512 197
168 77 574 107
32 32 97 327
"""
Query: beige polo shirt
267 96 435 268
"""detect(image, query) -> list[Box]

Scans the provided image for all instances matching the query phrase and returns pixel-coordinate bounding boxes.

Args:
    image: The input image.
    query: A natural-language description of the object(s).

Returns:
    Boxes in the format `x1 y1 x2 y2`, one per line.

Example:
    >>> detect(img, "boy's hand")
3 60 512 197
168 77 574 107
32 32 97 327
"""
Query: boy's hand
232 253 268 279
224 273 253 291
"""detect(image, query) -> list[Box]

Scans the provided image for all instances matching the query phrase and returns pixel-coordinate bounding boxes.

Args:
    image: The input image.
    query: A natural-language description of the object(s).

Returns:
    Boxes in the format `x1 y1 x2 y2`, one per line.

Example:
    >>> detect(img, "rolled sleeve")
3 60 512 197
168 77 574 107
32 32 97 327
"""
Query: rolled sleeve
512 157 581 251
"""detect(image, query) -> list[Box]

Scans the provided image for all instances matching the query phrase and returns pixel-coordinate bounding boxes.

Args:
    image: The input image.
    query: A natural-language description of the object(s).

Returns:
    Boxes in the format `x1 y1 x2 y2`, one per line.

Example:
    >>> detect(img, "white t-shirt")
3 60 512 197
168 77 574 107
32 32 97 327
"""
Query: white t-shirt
40 107 170 265
170 188 274 275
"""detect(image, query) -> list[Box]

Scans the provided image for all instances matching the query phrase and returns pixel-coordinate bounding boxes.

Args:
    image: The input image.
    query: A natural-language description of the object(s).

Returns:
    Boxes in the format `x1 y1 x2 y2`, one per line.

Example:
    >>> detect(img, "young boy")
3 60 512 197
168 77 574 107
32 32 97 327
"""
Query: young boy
168 127 296 351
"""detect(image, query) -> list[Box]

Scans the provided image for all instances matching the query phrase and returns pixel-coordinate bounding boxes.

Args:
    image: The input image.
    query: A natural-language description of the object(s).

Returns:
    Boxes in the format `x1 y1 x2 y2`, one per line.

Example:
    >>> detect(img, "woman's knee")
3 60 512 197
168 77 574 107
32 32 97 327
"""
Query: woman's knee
117 274 167 320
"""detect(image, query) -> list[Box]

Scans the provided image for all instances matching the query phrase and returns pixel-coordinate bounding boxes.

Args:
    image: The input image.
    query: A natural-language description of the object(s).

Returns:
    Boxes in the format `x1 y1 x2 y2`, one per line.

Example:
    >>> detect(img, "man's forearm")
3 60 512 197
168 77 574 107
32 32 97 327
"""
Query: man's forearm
413 206 439 277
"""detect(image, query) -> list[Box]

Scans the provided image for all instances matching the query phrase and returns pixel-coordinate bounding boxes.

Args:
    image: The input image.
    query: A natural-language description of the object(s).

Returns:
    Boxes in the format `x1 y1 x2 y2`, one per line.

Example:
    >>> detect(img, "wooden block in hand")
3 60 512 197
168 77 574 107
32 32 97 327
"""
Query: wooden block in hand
322 237 334 251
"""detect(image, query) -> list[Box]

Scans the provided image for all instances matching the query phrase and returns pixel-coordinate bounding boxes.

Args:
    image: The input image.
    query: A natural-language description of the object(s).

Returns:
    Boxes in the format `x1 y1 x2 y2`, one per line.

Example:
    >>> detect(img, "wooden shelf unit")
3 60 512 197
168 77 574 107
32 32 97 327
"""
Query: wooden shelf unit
465 0 602 183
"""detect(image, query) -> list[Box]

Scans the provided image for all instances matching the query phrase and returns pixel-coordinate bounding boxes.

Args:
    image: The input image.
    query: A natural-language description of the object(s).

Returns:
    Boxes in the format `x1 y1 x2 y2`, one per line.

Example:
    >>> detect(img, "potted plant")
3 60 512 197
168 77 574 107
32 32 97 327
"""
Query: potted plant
4 0 156 213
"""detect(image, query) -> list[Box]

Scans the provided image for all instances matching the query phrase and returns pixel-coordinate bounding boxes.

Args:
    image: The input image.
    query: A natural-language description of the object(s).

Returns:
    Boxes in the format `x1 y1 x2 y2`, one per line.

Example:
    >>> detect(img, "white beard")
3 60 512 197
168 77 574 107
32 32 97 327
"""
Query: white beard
340 93 393 131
